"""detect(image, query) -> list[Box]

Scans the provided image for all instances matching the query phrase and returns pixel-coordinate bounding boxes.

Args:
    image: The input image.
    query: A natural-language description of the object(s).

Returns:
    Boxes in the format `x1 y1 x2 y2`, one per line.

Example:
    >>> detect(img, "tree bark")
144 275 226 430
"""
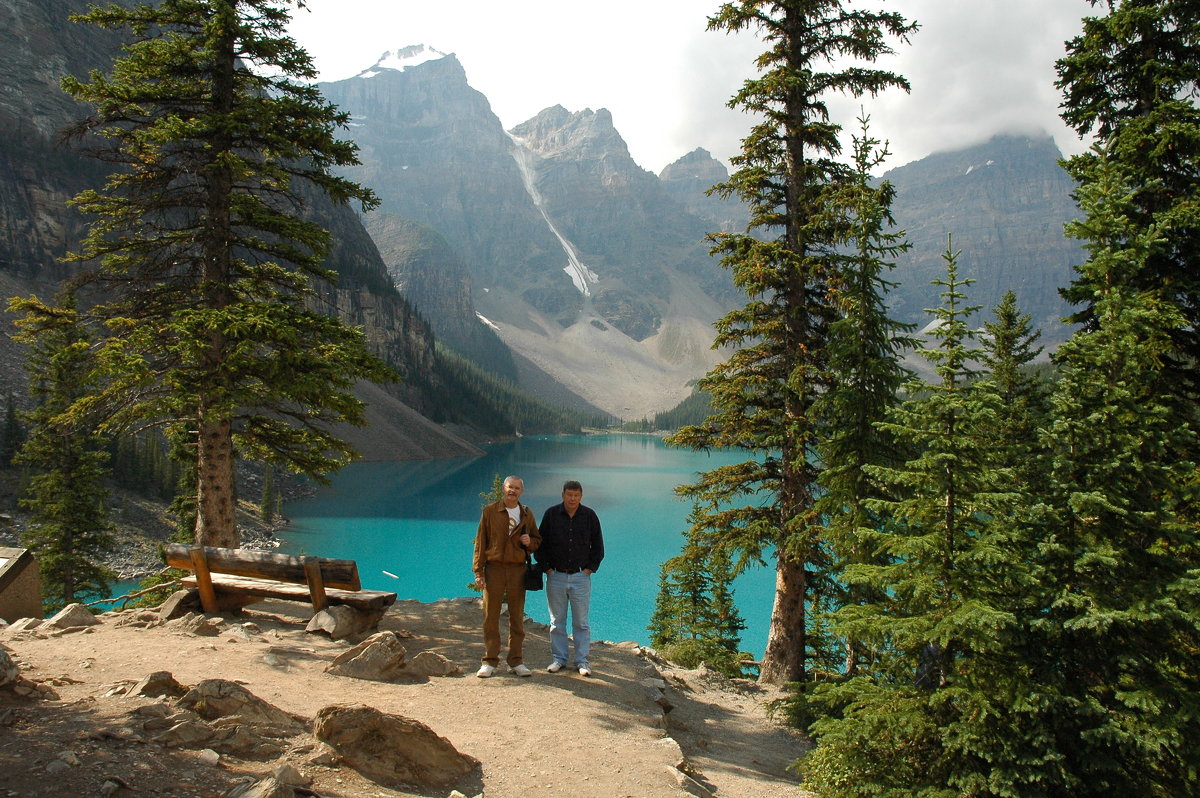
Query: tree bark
194 415 238 548
758 554 807 685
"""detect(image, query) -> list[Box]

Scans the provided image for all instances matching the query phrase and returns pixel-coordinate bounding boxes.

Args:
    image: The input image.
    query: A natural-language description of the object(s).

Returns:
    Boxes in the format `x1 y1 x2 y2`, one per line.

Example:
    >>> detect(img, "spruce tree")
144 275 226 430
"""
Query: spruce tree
812 115 914 677
669 0 915 685
649 514 748 677
1 393 23 468
1035 150 1200 796
58 0 391 548
803 243 1042 797
9 294 116 611
1056 0 1200 381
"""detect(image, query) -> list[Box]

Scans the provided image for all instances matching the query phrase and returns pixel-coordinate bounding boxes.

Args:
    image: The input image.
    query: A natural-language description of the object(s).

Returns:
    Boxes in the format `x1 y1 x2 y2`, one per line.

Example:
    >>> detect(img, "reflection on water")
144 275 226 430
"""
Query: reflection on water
281 434 776 657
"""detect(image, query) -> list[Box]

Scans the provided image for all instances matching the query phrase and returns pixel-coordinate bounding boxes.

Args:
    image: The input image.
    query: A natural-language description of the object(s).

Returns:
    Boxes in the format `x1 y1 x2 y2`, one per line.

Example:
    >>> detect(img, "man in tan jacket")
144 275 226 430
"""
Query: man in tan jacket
473 475 541 677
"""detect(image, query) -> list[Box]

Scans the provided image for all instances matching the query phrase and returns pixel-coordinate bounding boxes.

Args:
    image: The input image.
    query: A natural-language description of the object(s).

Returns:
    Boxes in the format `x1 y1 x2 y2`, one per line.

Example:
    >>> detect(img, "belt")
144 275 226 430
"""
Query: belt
557 567 582 574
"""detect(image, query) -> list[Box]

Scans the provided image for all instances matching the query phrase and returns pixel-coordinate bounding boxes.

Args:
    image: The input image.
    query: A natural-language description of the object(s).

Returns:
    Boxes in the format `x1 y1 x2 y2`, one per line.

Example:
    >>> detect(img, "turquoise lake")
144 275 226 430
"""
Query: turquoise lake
278 433 778 658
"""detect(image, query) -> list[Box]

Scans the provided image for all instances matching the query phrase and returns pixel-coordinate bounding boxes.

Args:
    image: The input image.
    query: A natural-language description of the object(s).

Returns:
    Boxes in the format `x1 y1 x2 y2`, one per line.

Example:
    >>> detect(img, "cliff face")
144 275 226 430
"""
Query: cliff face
0 1 480 459
884 134 1081 337
659 147 748 234
319 55 737 418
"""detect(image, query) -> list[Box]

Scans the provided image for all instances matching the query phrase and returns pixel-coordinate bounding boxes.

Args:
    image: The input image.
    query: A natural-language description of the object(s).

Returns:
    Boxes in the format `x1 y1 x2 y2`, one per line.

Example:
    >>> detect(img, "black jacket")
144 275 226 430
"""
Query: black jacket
535 502 604 574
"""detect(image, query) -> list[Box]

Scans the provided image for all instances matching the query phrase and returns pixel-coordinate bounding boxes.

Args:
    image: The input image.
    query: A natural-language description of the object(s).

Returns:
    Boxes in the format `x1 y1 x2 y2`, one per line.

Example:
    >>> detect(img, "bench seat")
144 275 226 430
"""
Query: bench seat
180 573 397 613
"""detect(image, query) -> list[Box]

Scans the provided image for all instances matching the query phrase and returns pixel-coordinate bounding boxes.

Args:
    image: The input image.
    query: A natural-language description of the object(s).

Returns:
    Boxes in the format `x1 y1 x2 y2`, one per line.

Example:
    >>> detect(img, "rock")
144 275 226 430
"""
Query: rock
154 719 216 748
6 617 43 632
667 765 714 798
223 776 295 798
46 603 100 629
224 624 261 643
655 736 688 771
313 703 479 788
304 605 362 640
407 650 462 677
99 777 132 797
198 748 221 766
176 679 303 732
304 742 340 767
271 764 310 787
324 631 408 682
0 647 19 687
156 589 200 620
129 671 188 699
166 612 223 636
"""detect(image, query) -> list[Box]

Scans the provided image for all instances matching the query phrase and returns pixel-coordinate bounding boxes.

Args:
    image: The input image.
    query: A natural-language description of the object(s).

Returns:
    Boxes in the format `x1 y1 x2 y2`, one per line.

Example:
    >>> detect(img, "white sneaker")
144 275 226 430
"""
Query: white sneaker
476 664 496 678
578 666 592 677
547 661 565 673
511 664 533 677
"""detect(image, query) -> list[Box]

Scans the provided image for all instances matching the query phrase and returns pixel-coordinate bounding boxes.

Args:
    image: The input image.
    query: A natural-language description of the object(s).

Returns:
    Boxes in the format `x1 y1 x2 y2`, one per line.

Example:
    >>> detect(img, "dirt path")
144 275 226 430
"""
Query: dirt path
1 598 811 797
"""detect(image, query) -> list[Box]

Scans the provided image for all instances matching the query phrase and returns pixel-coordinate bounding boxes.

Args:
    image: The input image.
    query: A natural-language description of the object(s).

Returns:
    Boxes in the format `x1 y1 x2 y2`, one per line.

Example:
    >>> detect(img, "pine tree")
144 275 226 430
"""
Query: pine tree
1034 151 1200 796
58 0 392 548
812 114 914 677
669 0 915 685
8 293 116 611
1056 0 1200 381
649 512 748 677
803 242 1042 797
1 393 23 468
976 290 1050 491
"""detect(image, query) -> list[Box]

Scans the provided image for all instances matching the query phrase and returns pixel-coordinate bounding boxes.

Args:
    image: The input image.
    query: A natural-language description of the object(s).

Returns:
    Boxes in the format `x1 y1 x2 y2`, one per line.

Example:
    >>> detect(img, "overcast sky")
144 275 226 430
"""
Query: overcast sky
287 0 1096 175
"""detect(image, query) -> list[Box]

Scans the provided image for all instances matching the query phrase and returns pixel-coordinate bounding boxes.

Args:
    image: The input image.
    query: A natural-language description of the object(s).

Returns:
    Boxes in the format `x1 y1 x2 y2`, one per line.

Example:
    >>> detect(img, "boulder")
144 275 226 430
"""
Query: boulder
324 631 408 682
129 671 188 699
407 650 462 678
176 679 302 732
313 703 478 788
154 719 216 748
46 603 100 629
156 589 200 620
167 613 222 636
6 617 43 633
304 605 361 640
0 648 19 687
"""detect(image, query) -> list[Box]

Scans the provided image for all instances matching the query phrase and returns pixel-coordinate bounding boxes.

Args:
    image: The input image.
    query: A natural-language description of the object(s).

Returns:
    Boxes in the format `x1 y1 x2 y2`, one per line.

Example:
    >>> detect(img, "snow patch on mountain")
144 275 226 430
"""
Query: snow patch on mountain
357 45 449 78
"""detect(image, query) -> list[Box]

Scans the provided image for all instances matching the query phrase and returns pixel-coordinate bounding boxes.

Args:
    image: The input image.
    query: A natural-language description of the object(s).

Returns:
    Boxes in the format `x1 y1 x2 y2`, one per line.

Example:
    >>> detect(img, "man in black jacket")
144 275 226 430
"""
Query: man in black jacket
536 480 604 676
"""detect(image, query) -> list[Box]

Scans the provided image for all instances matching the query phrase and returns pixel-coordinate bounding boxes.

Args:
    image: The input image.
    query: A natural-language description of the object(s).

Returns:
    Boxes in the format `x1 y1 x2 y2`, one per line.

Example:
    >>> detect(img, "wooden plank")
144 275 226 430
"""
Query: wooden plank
164 543 360 590
303 557 328 612
188 546 220 614
180 574 396 612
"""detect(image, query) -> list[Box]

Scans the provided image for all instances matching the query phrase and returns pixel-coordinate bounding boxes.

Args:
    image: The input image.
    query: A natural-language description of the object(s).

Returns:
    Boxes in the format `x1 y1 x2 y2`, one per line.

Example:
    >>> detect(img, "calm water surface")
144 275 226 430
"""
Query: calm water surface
279 433 777 657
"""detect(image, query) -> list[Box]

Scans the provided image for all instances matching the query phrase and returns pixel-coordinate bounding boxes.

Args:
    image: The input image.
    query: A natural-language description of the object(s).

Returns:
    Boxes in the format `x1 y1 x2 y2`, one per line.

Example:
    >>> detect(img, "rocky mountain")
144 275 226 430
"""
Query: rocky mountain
0 1 486 459
659 147 749 234
319 50 736 420
884 134 1081 339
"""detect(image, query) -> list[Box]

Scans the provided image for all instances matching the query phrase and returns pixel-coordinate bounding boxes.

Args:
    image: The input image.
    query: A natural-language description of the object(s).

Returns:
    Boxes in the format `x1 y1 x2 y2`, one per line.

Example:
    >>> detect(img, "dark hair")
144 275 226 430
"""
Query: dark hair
562 480 583 493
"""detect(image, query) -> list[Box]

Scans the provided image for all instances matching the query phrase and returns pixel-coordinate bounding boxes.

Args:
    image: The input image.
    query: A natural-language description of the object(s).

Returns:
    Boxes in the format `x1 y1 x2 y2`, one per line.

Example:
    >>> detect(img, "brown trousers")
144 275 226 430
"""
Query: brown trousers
482 561 528 667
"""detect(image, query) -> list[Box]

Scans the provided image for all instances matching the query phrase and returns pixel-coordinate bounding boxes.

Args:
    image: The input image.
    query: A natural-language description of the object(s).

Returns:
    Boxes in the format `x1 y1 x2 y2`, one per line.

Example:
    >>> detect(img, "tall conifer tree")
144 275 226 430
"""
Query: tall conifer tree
58 0 390 547
9 294 116 611
812 115 914 677
669 0 914 685
803 244 1042 797
1036 151 1200 795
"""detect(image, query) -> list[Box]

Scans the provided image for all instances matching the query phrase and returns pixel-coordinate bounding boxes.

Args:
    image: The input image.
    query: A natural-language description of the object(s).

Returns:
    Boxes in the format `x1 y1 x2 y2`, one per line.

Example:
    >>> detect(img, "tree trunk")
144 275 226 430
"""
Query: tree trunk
759 554 807 685
194 415 238 548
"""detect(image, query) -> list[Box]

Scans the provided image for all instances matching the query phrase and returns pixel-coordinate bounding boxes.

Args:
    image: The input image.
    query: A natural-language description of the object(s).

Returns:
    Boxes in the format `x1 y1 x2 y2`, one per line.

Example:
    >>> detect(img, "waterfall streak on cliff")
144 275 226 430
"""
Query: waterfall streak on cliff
506 133 599 297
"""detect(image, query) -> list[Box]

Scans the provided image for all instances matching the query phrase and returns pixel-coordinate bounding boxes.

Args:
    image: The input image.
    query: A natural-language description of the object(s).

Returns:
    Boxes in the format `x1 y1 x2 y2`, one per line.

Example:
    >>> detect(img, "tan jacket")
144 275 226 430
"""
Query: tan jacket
473 500 540 577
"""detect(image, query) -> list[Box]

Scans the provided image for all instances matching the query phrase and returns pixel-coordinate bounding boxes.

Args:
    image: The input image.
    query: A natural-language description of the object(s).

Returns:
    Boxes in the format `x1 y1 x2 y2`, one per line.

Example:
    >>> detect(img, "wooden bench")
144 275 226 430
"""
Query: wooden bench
164 544 397 623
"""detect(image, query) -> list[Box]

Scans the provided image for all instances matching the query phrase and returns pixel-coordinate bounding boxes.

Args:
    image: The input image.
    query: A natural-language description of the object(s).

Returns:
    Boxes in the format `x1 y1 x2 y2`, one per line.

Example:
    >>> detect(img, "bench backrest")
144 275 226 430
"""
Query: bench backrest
164 543 362 591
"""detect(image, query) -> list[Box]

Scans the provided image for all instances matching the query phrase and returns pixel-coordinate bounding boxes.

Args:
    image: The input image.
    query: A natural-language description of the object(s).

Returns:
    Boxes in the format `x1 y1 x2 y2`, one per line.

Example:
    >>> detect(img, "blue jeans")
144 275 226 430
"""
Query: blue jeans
546 570 592 668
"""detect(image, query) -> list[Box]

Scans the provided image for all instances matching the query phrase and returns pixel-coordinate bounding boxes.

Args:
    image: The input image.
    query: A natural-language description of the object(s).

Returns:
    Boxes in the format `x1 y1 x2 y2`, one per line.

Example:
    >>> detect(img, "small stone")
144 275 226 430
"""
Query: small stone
198 748 221 766
129 671 187 699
